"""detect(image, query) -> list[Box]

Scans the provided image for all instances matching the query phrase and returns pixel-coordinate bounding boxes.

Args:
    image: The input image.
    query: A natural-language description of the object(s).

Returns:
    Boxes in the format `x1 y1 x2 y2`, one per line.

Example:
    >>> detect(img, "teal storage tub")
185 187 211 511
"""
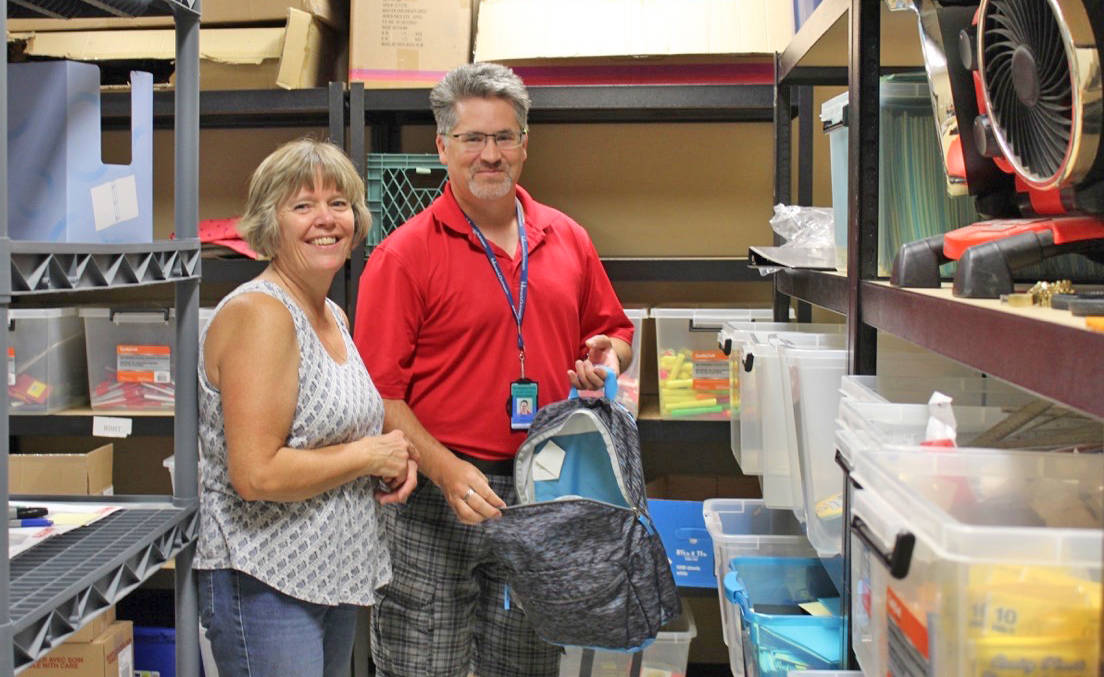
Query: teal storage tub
723 557 843 677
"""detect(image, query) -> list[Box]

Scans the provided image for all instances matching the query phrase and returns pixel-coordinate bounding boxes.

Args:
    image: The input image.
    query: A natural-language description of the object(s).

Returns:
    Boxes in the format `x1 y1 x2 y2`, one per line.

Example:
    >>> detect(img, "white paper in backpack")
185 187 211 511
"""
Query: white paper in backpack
532 441 566 481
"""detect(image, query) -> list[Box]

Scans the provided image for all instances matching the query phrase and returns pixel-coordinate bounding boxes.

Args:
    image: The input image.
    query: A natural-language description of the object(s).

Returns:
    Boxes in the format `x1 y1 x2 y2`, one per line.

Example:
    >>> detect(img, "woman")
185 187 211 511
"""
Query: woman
195 138 417 677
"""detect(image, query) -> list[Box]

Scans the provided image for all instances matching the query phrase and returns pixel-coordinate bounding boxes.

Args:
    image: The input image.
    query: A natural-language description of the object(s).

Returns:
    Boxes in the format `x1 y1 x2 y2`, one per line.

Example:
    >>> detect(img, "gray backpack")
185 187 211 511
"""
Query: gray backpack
484 378 680 651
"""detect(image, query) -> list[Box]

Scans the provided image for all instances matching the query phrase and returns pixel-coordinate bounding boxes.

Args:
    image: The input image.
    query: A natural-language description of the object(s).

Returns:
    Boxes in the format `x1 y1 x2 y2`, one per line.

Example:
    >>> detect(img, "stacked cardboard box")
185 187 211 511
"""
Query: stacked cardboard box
22 619 134 677
7 0 348 90
9 443 114 496
472 0 792 86
348 0 473 89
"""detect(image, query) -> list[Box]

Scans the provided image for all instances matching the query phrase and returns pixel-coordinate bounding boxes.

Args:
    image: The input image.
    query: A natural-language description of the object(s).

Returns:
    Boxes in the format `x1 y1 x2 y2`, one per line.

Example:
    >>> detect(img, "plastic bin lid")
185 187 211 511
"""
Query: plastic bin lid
838 374 1034 406
649 307 776 320
763 330 847 350
879 73 933 106
623 307 646 320
820 91 849 125
656 602 697 641
820 73 932 127
851 447 1104 566
8 307 79 319
776 344 848 361
79 307 176 321
702 498 809 542
722 321 839 334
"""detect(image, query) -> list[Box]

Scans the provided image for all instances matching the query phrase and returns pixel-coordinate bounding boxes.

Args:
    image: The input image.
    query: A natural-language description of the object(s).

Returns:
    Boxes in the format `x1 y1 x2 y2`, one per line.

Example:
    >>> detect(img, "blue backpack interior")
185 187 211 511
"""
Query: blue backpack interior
532 431 629 508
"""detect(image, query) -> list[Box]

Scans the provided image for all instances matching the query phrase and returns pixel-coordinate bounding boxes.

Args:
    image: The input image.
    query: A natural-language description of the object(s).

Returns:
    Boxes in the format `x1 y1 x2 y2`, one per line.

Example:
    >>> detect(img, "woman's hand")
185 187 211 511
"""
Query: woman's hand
364 429 415 480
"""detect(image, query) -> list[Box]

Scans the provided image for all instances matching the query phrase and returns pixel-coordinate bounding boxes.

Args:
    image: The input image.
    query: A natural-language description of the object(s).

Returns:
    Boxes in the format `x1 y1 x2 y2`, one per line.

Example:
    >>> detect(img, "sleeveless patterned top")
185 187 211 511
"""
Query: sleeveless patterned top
194 279 391 605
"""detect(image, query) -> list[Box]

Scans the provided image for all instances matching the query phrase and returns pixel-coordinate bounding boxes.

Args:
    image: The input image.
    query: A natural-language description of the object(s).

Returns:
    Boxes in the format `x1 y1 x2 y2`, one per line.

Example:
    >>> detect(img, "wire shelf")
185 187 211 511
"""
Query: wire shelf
8 506 197 671
6 0 195 19
8 240 201 294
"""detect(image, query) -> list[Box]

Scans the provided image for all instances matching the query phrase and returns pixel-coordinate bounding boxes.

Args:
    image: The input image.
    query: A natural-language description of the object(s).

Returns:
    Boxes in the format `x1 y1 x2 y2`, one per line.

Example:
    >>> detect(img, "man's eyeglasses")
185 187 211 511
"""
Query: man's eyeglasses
447 130 527 152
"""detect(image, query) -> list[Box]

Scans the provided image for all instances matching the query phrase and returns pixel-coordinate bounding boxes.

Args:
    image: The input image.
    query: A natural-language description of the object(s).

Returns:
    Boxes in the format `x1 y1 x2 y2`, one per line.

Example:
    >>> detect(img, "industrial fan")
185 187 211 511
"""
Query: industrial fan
890 0 1104 298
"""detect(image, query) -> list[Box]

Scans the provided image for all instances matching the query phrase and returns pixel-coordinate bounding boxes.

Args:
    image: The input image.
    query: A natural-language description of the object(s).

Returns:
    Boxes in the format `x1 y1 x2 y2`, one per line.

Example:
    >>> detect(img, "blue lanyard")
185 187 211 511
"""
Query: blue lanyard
465 199 529 375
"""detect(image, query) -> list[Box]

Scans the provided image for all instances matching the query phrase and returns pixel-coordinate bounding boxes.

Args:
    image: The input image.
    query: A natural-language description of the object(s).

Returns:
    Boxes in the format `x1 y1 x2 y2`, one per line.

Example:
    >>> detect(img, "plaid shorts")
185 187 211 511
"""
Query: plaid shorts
370 474 562 677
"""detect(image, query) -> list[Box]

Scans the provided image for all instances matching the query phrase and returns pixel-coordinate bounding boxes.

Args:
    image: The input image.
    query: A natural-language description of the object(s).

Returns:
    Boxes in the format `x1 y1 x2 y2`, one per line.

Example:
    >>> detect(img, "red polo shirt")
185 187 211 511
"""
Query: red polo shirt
353 184 633 461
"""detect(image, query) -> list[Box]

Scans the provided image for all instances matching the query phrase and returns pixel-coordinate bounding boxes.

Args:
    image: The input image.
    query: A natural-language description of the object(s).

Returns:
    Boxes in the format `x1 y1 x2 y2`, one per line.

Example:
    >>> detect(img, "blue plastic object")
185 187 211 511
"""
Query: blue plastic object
793 0 823 31
723 557 843 676
133 626 175 677
647 499 715 588
568 367 619 401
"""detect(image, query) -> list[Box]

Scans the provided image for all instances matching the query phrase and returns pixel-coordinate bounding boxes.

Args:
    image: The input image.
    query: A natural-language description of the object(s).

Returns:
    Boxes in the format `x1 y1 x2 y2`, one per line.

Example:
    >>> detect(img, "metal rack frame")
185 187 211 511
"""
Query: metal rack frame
1 0 202 674
772 0 1104 669
772 0 1104 418
340 81 778 320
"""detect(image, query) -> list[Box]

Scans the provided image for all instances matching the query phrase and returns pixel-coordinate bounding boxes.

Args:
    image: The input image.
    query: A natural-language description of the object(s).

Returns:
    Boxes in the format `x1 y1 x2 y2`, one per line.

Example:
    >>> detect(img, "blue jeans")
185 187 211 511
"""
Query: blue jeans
198 569 358 677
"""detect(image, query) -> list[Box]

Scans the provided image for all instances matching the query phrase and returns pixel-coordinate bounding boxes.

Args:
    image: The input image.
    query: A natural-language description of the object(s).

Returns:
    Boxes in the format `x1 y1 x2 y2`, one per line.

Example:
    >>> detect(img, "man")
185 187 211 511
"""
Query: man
353 62 634 677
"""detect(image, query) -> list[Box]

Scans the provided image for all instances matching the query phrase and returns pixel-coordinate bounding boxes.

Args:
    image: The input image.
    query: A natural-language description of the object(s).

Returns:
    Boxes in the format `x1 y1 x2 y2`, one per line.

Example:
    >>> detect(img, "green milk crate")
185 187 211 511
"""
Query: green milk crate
365 153 448 250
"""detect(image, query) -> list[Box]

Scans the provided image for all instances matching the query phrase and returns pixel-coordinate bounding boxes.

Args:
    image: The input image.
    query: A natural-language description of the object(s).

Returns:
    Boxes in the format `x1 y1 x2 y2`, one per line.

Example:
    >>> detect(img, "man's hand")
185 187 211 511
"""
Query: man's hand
437 457 507 525
568 334 620 391
375 459 419 505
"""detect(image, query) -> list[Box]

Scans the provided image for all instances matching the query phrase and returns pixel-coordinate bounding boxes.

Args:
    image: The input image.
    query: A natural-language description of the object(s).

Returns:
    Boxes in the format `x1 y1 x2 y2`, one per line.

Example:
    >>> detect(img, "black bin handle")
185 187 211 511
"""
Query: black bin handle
851 514 915 580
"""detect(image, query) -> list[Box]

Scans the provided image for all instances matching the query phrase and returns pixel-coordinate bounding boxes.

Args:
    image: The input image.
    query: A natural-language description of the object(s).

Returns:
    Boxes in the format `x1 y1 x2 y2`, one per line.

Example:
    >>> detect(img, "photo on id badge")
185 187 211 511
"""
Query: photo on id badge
510 380 538 430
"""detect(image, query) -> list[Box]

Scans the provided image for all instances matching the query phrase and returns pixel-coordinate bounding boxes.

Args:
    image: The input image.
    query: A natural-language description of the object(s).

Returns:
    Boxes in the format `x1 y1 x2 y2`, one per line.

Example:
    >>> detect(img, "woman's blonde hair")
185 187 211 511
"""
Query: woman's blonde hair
237 138 371 259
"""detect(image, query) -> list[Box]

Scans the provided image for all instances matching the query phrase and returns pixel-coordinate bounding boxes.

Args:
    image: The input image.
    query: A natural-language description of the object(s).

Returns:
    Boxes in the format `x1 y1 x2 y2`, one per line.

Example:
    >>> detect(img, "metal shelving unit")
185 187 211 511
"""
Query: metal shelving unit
343 81 778 314
772 0 1104 416
770 0 1104 670
1 0 202 675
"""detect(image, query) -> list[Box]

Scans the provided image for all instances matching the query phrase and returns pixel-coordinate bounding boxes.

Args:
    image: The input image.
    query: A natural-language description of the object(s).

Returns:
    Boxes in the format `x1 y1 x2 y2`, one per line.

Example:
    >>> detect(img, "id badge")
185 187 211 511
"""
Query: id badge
508 379 539 430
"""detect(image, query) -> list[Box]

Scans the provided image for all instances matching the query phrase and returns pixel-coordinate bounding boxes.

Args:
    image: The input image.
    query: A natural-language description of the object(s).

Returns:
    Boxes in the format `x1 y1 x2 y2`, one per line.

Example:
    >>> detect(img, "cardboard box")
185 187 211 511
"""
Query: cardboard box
23 621 133 677
9 0 347 31
10 443 114 496
9 8 341 90
349 0 471 89
473 0 791 85
68 608 117 645
7 60 153 243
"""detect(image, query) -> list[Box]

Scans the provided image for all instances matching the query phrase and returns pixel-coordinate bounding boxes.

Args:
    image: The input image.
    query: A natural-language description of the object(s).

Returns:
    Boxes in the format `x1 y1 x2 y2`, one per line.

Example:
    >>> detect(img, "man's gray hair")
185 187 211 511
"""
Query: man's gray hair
430 62 531 136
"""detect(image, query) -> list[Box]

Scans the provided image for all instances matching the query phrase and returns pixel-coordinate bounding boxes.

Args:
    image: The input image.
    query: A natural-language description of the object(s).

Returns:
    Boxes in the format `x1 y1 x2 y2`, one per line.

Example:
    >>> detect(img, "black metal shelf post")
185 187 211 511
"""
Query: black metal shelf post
846 0 880 377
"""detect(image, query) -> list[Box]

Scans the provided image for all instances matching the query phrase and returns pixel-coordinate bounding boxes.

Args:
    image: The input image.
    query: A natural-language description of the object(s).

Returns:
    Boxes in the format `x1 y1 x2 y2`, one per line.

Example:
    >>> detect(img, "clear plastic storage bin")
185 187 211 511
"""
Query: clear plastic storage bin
821 75 979 274
840 373 1031 406
652 308 775 421
702 499 815 674
81 308 177 411
777 344 850 580
723 557 844 677
617 308 646 418
849 448 1103 677
558 604 696 677
758 337 844 517
7 308 87 414
719 322 842 475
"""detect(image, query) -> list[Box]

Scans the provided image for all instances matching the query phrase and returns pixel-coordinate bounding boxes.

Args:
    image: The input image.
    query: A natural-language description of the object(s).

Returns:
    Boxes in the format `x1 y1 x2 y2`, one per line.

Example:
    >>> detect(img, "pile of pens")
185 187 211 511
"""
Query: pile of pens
9 505 52 528
91 368 175 410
